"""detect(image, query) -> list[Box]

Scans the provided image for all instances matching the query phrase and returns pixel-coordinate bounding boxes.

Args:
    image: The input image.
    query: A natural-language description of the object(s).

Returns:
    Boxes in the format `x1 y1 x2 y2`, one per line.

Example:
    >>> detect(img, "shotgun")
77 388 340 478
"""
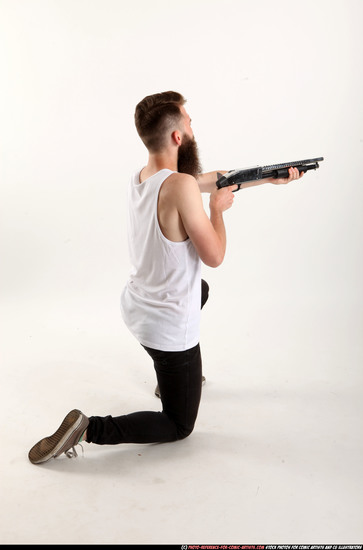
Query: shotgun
216 157 324 191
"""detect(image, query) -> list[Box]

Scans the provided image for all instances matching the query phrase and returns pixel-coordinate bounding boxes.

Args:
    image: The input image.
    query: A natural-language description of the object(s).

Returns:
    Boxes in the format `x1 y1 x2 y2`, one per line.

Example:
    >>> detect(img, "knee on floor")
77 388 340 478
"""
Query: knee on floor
176 424 194 440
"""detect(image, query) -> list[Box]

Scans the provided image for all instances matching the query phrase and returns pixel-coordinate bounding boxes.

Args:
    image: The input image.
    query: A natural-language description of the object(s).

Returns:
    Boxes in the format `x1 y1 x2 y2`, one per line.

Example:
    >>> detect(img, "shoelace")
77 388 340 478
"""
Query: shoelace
65 442 84 459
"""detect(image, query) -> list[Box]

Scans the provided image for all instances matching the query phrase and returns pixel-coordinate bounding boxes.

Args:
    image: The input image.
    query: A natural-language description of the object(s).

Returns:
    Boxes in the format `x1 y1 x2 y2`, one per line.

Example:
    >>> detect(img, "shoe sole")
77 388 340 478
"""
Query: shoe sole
28 409 88 465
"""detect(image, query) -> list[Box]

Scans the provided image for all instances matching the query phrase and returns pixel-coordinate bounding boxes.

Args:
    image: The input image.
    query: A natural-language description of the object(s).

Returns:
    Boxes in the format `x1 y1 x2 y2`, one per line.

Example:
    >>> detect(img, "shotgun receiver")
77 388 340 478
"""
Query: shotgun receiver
216 157 324 191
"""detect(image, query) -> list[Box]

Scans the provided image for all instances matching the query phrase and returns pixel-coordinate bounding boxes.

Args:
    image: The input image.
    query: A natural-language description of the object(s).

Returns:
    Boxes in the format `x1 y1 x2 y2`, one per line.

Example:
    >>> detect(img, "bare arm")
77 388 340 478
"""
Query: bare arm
174 174 236 267
196 171 227 193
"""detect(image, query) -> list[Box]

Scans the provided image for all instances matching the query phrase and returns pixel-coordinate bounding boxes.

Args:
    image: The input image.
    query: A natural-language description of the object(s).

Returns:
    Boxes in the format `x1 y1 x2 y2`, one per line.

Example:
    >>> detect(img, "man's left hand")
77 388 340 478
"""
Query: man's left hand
268 166 304 185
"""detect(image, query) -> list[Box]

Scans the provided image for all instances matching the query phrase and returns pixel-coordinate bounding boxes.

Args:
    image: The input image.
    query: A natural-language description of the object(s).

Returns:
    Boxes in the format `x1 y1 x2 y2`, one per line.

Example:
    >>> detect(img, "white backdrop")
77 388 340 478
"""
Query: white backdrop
0 0 362 544
1 0 362 320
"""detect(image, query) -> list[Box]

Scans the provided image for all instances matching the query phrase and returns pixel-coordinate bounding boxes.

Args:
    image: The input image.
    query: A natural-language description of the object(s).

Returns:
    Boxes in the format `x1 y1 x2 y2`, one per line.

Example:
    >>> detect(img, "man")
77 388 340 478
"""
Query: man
28 91 302 464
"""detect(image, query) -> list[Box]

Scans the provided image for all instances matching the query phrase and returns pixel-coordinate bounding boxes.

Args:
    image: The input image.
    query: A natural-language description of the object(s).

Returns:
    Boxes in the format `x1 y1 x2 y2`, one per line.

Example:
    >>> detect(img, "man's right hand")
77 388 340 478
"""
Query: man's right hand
209 185 238 213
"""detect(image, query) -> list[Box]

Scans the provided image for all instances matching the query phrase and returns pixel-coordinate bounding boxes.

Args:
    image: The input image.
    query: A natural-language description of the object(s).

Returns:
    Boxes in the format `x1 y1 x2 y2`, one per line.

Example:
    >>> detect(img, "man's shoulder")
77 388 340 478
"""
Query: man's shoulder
166 171 198 187
159 172 201 212
163 173 201 203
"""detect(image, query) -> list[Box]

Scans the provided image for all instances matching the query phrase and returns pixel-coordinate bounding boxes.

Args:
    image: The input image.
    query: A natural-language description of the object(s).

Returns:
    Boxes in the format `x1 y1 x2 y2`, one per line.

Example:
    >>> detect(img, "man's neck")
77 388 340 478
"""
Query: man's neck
140 151 178 182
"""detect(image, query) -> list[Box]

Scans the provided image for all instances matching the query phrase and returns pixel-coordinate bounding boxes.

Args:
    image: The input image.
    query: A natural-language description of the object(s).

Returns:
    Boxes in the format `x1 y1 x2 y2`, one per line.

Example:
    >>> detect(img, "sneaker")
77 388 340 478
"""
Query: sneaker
154 376 206 399
28 409 89 465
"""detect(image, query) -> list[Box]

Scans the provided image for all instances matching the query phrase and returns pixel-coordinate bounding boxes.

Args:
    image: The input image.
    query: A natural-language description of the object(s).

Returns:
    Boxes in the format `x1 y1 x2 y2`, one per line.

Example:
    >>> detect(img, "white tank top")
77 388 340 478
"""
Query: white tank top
120 169 201 351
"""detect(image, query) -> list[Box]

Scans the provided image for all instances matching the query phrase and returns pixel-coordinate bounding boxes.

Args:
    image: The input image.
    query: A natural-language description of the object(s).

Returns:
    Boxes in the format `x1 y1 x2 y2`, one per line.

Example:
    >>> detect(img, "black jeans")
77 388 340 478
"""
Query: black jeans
86 280 209 445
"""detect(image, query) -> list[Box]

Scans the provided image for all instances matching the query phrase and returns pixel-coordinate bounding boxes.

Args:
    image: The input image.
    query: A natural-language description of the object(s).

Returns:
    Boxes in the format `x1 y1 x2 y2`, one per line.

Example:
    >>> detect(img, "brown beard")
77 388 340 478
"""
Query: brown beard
177 135 202 177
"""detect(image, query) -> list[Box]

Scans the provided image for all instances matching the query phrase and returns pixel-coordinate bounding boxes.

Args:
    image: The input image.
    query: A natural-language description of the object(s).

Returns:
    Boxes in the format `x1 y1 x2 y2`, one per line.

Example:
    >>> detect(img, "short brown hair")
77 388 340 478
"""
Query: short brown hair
134 91 186 152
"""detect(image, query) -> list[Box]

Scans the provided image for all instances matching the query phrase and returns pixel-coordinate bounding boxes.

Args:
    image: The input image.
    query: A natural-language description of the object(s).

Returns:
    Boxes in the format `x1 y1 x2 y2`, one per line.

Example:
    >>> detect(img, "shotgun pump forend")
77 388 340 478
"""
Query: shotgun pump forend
216 157 324 191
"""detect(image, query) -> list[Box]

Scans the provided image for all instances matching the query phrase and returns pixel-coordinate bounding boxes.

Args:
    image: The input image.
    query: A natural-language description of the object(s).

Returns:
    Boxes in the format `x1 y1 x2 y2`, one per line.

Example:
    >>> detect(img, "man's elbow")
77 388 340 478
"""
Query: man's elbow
204 251 225 268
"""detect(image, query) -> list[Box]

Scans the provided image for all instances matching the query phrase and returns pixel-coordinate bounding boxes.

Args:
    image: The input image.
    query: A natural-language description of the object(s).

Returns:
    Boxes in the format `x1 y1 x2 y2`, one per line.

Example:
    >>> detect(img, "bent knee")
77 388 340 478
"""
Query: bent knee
176 425 194 440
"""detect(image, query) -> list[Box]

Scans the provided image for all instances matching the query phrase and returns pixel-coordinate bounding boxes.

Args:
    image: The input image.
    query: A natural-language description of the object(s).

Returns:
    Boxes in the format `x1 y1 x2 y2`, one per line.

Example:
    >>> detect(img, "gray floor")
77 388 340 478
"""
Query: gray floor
1 293 362 545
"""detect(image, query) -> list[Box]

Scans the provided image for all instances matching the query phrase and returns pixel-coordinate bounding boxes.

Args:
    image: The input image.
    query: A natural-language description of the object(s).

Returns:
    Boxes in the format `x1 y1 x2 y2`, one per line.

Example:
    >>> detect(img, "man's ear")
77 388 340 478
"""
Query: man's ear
172 130 182 146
